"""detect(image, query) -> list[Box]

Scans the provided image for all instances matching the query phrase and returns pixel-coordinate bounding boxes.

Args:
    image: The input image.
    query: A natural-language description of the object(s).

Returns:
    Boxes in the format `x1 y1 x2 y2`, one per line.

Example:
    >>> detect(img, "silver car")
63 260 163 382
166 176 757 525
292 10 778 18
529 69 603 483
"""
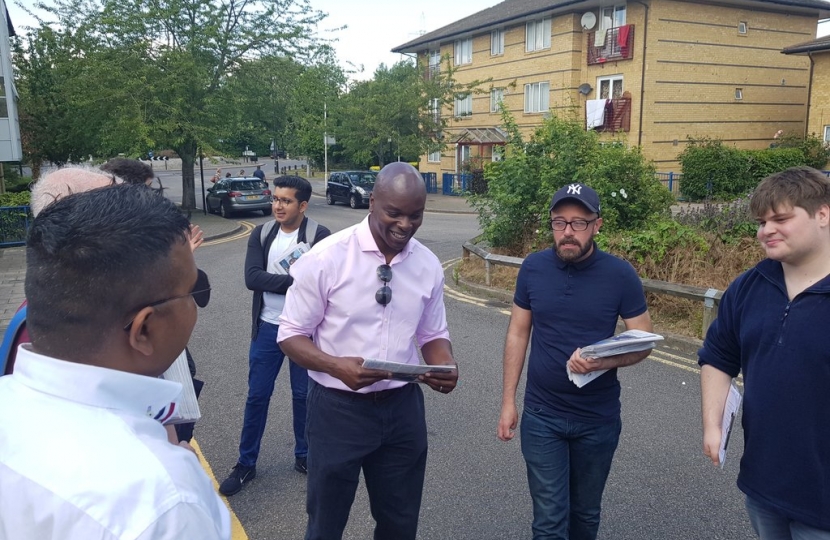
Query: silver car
206 177 272 218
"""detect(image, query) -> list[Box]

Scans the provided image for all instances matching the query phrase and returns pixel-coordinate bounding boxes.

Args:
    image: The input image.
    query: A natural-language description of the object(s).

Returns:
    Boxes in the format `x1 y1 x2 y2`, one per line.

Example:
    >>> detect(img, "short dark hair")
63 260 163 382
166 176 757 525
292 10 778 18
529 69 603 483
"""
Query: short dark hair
273 175 312 203
25 184 191 356
750 166 830 219
100 158 154 185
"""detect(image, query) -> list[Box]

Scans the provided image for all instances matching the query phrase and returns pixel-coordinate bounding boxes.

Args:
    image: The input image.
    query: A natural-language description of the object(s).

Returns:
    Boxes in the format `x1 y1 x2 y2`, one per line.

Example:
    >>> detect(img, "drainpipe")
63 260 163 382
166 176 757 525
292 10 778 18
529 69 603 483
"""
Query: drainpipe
805 52 814 138
634 0 649 148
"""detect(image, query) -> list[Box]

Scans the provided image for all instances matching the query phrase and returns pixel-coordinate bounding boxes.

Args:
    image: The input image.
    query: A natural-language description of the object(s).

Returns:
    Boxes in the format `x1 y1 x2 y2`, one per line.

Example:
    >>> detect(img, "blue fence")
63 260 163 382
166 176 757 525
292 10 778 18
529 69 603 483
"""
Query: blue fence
422 172 438 194
0 206 31 248
655 172 683 195
441 173 472 196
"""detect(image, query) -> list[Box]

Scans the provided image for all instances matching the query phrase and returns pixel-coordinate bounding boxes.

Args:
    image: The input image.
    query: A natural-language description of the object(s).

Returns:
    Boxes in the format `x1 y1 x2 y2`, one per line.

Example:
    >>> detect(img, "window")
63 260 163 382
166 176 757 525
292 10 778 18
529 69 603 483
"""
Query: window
524 82 550 113
824 126 830 143
428 49 441 77
526 18 551 52
428 149 441 163
492 146 504 162
454 94 473 117
429 98 441 123
598 75 623 99
490 88 505 113
735 88 743 100
460 145 471 164
455 38 472 65
600 5 626 29
738 21 748 34
491 29 505 55
0 77 6 118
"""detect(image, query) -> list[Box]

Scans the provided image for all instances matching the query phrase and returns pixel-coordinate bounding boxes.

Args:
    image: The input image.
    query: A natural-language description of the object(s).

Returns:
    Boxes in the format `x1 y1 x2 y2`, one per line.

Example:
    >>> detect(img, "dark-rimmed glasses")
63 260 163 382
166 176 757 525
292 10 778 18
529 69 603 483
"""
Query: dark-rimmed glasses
375 264 393 306
550 218 597 232
123 269 211 331
273 197 296 206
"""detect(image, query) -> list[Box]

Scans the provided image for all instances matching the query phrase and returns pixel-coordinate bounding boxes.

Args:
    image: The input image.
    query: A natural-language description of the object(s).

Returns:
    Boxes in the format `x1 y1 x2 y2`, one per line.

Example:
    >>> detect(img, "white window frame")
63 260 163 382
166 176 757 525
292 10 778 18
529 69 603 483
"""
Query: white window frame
428 149 441 163
524 82 550 113
490 88 505 113
600 5 626 30
525 17 551 52
428 49 441 76
824 125 830 143
460 145 471 165
454 94 473 117
429 98 441 123
491 29 505 55
454 38 472 65
735 87 743 100
598 75 624 100
738 21 748 34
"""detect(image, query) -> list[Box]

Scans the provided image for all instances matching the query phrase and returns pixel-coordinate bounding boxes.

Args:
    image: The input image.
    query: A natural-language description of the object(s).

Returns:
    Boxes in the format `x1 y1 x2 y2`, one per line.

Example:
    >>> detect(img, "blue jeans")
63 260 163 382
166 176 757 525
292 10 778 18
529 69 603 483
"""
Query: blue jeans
238 320 308 467
305 380 427 540
746 495 830 540
520 406 621 540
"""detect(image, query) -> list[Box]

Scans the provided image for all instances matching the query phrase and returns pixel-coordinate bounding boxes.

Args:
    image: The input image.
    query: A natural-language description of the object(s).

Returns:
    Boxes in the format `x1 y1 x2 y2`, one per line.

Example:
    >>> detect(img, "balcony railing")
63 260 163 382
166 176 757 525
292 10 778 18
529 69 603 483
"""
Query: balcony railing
423 65 440 81
595 97 631 132
587 25 634 65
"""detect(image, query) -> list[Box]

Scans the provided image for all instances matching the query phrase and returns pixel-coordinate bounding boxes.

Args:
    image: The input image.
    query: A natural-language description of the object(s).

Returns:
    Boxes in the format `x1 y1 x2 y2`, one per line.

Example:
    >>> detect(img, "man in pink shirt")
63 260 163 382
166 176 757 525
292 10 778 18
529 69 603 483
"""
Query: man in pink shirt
278 162 458 540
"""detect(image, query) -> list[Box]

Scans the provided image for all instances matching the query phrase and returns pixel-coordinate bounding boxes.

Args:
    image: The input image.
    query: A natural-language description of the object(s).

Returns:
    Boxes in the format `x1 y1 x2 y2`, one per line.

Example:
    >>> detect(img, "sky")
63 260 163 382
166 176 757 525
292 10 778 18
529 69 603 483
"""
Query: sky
5 0 503 81
5 0 829 81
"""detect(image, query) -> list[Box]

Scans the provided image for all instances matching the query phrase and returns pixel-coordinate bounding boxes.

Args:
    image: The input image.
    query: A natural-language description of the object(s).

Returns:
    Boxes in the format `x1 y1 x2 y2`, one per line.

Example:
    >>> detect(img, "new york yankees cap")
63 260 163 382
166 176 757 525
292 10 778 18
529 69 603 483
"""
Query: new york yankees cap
549 183 601 214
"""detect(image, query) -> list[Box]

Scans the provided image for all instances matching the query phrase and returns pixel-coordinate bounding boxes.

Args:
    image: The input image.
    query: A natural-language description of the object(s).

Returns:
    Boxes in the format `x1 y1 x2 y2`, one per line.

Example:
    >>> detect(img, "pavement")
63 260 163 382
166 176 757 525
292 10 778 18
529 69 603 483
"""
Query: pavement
0 185 474 335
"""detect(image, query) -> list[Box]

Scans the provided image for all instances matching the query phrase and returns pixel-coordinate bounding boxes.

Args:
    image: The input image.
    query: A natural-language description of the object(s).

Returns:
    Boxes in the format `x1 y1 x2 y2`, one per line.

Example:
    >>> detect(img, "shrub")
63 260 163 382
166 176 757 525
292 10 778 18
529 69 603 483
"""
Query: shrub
675 196 757 244
0 192 31 207
468 110 672 252
679 137 827 201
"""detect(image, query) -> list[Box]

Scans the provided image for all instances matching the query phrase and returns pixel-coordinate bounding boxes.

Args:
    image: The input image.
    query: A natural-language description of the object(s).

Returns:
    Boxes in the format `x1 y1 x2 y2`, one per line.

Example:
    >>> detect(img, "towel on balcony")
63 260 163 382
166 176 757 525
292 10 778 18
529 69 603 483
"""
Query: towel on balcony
594 27 607 47
617 24 631 48
586 99 607 129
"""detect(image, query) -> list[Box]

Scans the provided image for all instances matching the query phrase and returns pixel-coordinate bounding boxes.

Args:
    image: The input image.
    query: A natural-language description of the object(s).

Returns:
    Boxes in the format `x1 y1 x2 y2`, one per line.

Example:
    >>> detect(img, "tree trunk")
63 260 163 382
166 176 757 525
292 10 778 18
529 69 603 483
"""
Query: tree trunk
178 139 198 211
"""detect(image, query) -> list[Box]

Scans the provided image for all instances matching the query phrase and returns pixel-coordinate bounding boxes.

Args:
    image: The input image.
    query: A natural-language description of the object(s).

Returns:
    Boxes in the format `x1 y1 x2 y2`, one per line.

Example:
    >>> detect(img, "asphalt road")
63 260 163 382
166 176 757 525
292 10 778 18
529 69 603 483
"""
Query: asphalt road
185 194 752 540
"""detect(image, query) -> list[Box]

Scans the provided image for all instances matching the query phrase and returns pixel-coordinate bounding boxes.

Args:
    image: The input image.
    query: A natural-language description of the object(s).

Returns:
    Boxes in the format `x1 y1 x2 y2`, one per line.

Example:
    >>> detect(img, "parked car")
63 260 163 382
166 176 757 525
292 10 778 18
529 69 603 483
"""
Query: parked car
206 177 272 217
326 171 377 209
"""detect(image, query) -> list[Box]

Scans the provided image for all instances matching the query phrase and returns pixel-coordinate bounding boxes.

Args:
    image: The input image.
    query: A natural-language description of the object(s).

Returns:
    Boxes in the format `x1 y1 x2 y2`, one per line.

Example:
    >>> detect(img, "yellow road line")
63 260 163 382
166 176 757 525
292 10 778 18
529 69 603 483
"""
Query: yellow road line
202 221 256 246
192 439 249 540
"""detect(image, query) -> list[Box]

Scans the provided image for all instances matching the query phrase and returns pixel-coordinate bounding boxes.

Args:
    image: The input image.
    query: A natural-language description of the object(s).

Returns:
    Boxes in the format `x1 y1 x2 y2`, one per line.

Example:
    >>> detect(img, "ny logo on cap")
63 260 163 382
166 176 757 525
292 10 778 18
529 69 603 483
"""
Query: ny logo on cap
567 184 582 195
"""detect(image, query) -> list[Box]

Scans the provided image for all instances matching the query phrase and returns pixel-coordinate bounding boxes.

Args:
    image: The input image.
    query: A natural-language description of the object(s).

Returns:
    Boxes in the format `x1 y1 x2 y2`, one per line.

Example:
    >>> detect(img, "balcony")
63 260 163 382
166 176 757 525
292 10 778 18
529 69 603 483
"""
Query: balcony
587 25 634 65
423 65 440 81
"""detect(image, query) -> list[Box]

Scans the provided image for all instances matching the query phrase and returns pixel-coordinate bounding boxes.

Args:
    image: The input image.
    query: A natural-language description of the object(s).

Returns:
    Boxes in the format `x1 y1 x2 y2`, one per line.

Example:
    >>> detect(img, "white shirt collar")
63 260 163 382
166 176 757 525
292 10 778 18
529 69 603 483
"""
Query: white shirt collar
12 345 182 420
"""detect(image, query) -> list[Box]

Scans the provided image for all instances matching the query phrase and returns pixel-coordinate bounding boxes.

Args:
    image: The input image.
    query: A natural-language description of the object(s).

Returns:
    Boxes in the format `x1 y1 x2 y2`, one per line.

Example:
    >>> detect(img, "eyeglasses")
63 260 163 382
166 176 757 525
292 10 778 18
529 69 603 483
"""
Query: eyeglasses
273 197 296 206
550 218 597 232
375 264 393 306
123 269 211 331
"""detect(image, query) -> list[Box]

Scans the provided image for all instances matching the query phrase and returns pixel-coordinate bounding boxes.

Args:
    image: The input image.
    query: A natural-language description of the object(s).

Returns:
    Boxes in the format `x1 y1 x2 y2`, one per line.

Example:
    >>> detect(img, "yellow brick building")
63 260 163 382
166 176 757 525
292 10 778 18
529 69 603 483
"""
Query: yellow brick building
783 34 830 149
392 0 830 176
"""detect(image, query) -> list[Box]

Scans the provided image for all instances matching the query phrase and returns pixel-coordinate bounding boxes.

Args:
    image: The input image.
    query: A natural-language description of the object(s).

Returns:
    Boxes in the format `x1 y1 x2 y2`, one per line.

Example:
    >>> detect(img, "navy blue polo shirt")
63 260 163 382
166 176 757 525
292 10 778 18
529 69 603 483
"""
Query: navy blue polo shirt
514 244 647 422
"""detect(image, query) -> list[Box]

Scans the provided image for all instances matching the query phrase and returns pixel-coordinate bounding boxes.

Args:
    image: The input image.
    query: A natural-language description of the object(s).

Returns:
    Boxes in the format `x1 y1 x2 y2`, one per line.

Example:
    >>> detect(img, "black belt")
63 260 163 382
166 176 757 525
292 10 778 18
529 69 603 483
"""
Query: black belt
322 385 406 402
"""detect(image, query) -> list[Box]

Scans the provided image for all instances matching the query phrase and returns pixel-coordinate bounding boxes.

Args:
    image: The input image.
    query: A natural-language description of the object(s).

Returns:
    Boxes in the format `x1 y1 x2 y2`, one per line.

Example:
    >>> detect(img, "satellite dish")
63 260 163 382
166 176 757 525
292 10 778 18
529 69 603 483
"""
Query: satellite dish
581 12 597 30
578 83 593 95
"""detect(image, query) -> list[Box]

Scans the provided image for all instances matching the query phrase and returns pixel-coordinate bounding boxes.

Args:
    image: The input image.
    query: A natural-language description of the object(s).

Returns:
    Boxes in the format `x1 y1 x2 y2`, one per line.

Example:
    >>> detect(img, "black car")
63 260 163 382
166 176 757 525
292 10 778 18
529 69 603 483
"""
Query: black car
206 178 272 218
326 171 377 209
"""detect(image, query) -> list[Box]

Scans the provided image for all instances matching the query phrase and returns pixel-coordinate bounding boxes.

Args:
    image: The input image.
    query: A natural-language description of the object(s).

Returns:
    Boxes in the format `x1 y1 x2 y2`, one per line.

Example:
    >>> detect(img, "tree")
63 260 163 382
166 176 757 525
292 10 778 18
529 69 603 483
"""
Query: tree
22 0 326 209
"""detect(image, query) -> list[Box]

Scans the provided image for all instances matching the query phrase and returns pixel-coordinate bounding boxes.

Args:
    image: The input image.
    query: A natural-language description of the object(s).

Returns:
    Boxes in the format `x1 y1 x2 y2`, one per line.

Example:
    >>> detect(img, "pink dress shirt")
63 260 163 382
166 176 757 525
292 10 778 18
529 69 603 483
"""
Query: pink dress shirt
278 216 450 392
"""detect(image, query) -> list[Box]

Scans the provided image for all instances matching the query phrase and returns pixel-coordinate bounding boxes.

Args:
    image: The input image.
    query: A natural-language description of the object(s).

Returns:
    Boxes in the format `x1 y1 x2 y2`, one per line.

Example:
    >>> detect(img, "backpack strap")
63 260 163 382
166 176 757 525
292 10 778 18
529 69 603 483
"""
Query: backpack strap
305 217 319 247
0 305 27 375
260 220 277 248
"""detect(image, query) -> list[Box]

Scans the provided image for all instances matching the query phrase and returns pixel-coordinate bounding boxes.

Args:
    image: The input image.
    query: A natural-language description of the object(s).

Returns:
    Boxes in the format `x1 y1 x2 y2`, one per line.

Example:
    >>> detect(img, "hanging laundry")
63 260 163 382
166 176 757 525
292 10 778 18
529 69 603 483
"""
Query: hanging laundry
586 99 607 129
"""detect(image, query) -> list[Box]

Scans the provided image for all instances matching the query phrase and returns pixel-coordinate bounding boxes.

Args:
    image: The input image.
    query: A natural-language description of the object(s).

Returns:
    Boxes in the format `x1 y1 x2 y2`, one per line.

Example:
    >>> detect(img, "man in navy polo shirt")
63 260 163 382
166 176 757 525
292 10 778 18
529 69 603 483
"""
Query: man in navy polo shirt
497 183 653 540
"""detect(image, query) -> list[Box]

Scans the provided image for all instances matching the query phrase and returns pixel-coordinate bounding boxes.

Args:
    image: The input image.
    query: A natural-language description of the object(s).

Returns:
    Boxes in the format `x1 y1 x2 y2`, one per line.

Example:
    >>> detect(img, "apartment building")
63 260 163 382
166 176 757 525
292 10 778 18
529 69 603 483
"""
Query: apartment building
782 34 830 145
393 0 830 176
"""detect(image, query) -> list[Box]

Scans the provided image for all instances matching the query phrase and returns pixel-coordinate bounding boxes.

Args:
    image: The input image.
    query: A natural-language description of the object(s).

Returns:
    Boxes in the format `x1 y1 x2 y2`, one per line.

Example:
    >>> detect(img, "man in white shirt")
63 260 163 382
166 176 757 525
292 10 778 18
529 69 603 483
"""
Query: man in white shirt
0 184 230 540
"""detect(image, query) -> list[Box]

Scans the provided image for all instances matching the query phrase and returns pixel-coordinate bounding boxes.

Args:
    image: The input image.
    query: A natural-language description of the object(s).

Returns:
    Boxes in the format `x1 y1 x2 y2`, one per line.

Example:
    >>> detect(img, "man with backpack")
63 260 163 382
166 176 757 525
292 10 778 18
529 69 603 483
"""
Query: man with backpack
219 175 331 496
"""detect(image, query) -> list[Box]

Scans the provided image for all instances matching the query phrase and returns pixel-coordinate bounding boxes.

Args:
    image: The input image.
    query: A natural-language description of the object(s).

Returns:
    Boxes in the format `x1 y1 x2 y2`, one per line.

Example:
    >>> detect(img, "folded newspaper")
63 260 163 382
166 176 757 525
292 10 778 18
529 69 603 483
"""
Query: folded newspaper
274 242 311 275
567 330 664 388
158 349 201 425
362 358 457 383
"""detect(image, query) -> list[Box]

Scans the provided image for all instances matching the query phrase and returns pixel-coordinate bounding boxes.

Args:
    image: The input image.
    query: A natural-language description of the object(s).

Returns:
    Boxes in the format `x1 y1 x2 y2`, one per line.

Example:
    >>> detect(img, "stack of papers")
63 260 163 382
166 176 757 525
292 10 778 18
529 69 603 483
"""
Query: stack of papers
719 383 742 468
274 242 311 274
567 330 664 388
362 358 457 383
159 350 201 424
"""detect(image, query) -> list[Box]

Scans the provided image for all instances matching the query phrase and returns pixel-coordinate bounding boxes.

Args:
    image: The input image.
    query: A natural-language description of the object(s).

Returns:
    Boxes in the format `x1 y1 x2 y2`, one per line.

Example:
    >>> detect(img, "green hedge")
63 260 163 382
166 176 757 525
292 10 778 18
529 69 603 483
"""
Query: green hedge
679 137 829 201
